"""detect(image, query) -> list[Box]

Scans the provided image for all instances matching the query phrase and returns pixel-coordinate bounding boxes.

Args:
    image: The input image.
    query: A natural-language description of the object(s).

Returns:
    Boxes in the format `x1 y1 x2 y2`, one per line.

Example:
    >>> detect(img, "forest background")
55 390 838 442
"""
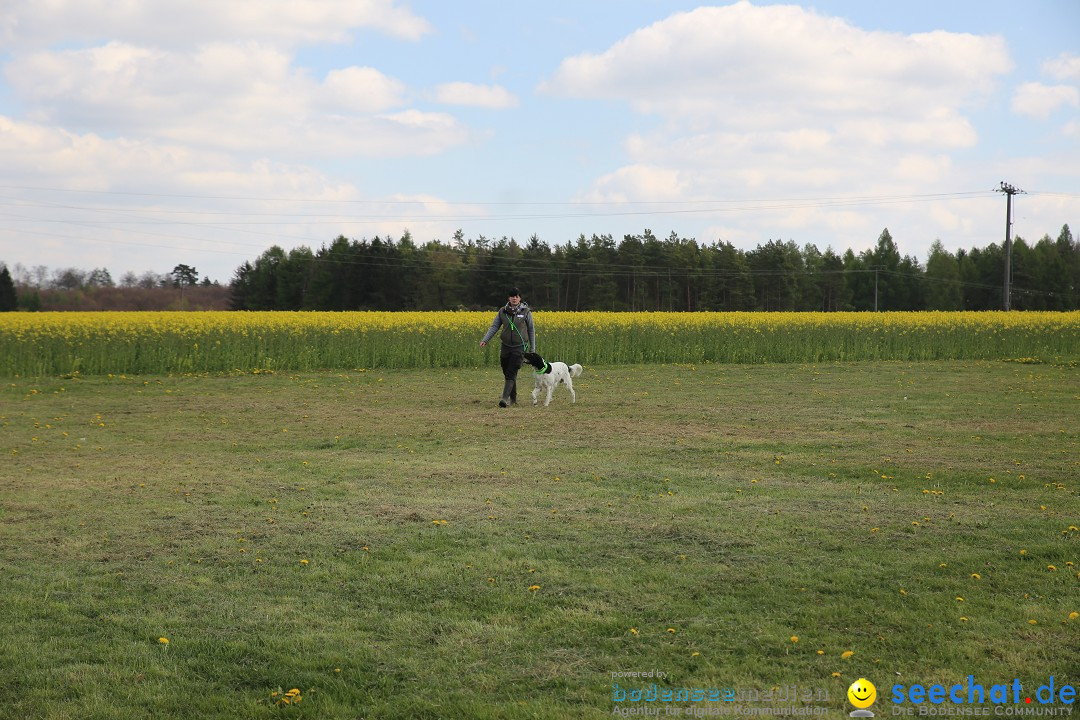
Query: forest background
2 224 1078 312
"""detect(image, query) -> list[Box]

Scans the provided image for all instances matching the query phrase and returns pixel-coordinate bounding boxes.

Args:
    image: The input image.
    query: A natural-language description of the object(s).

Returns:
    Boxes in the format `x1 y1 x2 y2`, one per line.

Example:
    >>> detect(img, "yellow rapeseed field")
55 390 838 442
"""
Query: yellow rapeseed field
1 311 1078 375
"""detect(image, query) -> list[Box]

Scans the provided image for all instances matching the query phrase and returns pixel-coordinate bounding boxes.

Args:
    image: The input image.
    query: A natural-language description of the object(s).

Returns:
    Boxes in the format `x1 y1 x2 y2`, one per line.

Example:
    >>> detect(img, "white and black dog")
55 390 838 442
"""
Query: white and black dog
522 351 583 406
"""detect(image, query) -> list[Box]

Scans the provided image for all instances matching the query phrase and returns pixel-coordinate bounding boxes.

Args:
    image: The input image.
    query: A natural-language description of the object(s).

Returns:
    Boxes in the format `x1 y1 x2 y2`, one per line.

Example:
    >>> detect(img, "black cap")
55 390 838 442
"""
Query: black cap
508 287 520 297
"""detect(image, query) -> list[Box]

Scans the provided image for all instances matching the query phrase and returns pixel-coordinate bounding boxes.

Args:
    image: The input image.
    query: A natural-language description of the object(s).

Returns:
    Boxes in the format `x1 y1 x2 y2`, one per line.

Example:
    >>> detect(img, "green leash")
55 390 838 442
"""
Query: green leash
506 308 530 352
534 360 549 376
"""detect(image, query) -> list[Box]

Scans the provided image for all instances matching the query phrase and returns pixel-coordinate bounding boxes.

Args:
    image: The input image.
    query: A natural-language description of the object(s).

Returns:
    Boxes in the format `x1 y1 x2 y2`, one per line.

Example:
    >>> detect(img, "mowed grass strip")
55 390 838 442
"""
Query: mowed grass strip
0 361 1078 719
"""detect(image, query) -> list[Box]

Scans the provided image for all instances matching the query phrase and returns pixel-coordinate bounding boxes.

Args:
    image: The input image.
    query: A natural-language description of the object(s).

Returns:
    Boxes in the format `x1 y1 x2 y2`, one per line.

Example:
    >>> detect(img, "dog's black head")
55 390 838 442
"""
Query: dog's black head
522 352 546 371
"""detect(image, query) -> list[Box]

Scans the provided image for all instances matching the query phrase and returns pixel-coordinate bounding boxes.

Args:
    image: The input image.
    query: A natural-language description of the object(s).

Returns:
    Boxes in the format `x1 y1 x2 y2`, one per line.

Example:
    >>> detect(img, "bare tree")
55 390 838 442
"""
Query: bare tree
137 271 163 289
52 267 86 290
87 268 114 287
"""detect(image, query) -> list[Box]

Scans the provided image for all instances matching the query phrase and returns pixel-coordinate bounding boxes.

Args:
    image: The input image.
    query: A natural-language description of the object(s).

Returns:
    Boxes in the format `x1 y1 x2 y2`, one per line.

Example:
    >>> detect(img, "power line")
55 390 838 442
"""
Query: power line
0 183 994 208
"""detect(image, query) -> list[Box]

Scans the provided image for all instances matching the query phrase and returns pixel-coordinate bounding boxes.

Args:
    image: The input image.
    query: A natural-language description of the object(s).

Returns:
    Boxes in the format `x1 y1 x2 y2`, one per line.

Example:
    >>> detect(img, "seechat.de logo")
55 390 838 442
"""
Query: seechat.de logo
848 678 878 717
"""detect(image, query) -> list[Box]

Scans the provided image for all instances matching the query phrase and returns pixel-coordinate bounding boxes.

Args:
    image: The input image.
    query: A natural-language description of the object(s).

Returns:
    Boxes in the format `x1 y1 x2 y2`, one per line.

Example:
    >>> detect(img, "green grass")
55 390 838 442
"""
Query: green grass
1 361 1078 718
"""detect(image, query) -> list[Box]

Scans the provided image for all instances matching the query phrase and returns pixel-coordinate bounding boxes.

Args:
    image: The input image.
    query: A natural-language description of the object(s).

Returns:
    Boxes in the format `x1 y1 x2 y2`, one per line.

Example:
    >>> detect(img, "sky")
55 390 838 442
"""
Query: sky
0 0 1078 284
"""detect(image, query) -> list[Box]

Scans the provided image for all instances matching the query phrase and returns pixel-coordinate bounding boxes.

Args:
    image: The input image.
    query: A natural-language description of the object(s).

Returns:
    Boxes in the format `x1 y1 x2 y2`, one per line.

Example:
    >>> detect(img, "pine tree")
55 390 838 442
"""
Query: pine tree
0 265 18 311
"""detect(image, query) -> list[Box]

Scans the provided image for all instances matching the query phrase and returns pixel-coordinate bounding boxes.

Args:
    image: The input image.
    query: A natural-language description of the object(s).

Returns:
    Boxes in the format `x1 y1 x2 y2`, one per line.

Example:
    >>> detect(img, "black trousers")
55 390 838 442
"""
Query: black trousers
500 344 524 402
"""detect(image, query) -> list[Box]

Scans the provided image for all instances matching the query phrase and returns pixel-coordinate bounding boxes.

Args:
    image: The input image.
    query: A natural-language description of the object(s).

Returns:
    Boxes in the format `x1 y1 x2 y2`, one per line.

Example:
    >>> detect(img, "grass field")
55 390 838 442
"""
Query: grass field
1 361 1078 718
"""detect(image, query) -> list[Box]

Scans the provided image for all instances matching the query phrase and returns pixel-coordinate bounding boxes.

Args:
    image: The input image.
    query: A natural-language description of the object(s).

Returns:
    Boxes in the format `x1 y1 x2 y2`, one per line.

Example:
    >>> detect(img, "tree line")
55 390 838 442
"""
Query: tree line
0 263 228 311
228 225 1079 312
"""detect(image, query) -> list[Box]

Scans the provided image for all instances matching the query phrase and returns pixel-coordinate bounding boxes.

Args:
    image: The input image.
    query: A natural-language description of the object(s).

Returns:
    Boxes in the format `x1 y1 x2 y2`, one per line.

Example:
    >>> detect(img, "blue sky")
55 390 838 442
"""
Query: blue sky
1 0 1077 284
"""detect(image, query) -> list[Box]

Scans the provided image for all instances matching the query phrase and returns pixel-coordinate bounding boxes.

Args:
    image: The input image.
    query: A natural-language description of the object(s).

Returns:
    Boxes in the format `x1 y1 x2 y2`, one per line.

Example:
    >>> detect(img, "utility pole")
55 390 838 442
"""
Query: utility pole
994 182 1025 311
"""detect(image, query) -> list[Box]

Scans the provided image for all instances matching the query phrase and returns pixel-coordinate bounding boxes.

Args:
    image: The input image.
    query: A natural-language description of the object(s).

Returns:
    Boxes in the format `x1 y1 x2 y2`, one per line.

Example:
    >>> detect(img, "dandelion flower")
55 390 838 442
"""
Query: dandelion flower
832 672 842 678
1029 619 1038 625
1019 549 1027 555
1048 565 1058 572
300 559 309 565
667 628 677 634
528 585 541 592
959 617 969 622
629 628 639 636
790 636 799 643
970 573 981 580
955 596 965 602
1068 612 1078 620
841 651 854 659
691 651 700 658
158 637 169 645
817 650 824 655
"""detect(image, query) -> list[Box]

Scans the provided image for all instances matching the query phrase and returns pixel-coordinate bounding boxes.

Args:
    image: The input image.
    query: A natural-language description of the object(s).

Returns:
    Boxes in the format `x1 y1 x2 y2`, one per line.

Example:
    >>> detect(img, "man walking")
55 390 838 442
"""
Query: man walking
479 287 535 408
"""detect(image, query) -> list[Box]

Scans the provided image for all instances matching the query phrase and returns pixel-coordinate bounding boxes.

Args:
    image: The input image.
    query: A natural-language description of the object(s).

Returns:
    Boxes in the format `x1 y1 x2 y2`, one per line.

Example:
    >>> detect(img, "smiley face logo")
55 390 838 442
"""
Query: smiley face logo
847 678 877 709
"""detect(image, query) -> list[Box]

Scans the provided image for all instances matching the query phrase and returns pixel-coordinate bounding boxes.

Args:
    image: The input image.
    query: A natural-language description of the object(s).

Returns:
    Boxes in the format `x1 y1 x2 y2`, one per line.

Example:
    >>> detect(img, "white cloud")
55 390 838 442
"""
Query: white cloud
320 67 408 113
1043 52 1080 82
0 113 472 279
7 42 294 135
1011 82 1080 119
3 41 468 158
894 155 953 183
0 1 487 281
583 165 687 203
434 82 519 109
0 0 432 49
540 3 1010 126
540 1 1016 259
